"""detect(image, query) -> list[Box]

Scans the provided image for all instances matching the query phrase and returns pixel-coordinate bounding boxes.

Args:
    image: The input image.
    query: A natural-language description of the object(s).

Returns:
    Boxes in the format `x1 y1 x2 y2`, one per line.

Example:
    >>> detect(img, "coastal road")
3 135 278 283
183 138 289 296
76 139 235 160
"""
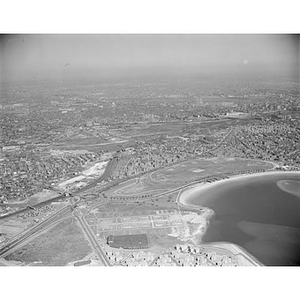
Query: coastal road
109 168 269 207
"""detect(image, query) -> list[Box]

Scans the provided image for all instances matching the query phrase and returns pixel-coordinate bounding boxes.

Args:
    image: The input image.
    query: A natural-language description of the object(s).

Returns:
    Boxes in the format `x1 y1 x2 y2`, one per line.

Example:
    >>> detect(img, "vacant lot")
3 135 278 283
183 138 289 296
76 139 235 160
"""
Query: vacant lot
5 218 93 266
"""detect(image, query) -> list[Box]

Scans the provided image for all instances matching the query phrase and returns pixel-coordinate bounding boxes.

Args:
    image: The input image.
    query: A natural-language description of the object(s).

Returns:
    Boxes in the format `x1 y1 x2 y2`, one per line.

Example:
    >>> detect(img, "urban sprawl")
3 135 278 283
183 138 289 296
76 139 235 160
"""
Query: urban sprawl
0 77 299 266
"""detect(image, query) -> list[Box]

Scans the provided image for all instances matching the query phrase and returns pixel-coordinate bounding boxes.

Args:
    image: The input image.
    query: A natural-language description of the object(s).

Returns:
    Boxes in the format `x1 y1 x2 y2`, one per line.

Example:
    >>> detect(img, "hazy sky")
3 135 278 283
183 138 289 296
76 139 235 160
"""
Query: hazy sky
0 34 299 83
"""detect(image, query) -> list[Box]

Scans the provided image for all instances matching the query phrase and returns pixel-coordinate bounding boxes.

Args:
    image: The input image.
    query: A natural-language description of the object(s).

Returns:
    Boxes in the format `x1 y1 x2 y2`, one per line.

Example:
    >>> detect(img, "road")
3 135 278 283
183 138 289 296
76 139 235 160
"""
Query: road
210 126 235 152
73 158 117 194
100 127 235 192
74 214 110 266
0 194 66 221
0 121 241 264
0 158 117 260
0 158 117 221
149 252 180 266
0 205 73 258
0 215 73 261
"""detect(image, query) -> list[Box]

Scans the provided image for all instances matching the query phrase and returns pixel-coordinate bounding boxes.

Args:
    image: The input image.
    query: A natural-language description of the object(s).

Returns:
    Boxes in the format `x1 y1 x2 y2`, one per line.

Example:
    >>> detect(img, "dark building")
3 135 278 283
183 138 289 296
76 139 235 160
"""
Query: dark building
107 234 149 249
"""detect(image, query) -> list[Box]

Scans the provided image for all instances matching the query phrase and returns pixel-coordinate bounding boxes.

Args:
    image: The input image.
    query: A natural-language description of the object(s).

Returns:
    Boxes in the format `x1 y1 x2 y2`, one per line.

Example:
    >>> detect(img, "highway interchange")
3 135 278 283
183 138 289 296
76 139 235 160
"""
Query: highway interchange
0 127 244 266
0 129 236 264
0 158 117 262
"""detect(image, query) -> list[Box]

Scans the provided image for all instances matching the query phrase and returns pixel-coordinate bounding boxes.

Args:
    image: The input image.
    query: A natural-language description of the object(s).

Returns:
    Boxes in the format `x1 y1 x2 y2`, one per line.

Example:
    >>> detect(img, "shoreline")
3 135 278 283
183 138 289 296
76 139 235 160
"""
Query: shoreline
176 170 300 265
178 170 300 208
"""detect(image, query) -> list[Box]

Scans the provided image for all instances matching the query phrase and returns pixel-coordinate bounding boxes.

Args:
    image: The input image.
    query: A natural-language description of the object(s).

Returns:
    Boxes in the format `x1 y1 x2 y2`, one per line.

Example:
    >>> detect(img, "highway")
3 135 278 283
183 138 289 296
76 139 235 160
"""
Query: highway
0 194 66 221
0 215 73 260
0 158 117 259
98 127 235 193
0 158 117 221
73 157 117 194
0 205 73 258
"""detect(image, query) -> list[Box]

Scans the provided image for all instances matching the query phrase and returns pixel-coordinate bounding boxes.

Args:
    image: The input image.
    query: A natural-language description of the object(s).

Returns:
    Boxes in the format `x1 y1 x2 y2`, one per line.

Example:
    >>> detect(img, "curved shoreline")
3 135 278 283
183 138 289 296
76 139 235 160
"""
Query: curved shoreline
178 170 300 208
176 171 300 244
177 170 300 266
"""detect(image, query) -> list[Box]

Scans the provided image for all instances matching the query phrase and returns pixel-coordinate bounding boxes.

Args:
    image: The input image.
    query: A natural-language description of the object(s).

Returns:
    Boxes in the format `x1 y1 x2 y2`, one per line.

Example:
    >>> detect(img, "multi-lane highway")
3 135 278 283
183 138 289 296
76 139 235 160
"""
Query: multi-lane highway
0 205 73 258
0 158 117 259
0 158 117 221
73 157 117 194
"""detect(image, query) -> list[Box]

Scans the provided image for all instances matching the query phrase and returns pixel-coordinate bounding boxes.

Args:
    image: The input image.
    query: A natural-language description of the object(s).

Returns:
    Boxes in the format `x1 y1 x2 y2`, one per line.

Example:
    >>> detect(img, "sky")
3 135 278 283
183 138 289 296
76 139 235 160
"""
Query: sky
0 34 299 83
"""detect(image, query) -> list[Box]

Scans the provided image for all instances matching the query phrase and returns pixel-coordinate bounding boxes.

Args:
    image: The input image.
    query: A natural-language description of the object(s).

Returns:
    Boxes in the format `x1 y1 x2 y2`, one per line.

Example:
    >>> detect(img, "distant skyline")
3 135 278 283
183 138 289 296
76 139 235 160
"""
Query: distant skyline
0 34 299 83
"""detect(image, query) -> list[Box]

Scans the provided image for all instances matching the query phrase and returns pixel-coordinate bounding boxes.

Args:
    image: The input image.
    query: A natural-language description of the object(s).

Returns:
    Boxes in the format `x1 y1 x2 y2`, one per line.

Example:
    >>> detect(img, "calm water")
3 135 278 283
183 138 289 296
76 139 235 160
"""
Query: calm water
187 172 300 266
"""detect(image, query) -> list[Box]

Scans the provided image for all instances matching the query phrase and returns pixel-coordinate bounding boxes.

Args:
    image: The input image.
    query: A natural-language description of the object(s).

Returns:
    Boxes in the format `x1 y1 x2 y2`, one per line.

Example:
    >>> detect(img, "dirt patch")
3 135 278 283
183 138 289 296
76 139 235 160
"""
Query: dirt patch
148 234 178 250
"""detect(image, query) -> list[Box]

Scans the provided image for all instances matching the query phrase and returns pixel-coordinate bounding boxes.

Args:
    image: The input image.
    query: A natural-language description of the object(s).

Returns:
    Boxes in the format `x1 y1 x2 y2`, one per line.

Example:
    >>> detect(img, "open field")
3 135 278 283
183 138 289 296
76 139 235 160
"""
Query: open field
0 220 31 237
107 158 273 197
4 218 93 266
148 233 178 250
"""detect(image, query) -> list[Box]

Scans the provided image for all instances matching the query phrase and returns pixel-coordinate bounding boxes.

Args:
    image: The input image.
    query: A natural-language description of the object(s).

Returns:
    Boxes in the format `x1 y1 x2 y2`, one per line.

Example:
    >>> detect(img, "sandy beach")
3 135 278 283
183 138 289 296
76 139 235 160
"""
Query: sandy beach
178 170 300 208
